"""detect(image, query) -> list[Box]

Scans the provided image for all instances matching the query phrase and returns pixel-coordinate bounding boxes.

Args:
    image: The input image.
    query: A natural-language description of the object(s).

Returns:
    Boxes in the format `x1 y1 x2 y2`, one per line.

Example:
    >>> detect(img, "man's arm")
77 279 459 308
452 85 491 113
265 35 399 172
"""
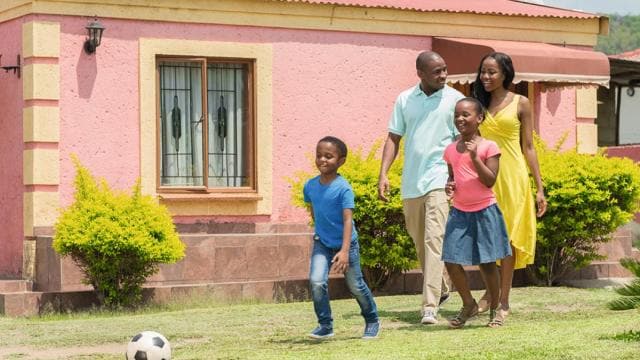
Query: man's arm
378 132 402 201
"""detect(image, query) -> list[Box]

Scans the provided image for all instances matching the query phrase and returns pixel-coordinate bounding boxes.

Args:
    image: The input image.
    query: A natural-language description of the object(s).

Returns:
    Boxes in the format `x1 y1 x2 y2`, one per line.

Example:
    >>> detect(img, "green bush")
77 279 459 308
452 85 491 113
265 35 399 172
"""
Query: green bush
53 157 185 308
531 136 640 285
289 141 418 289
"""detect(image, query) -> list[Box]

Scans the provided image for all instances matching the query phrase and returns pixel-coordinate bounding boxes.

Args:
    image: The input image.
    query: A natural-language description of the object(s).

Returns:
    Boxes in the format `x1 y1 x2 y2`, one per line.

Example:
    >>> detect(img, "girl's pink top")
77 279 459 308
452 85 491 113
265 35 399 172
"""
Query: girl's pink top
443 138 501 212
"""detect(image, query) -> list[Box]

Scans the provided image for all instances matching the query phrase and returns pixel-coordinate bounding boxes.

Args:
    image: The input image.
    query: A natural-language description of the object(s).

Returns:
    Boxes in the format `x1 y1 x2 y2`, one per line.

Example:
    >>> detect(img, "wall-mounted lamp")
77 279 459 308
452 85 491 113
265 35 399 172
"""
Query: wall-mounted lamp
83 18 105 54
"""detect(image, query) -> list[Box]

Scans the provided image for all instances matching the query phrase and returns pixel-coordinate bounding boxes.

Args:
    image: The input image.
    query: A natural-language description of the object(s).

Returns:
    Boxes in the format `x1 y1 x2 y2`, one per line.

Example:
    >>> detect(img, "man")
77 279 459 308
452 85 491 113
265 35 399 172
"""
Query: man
378 51 464 324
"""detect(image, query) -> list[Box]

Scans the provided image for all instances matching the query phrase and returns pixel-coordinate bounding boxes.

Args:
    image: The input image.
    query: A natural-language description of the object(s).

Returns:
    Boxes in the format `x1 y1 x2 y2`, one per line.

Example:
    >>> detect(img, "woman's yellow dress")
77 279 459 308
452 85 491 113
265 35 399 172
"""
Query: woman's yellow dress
479 94 537 269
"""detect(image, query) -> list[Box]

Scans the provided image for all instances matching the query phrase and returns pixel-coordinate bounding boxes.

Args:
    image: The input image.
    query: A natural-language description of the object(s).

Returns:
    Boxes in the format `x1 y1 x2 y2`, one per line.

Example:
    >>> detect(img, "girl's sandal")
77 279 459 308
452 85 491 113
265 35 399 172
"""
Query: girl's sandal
477 298 490 314
449 301 479 329
487 306 509 328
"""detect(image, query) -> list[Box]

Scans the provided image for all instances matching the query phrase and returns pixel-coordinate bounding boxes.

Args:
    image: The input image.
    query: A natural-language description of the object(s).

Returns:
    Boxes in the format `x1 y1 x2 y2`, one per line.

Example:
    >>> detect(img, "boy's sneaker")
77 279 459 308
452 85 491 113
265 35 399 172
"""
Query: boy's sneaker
309 325 334 339
362 321 381 339
421 309 438 324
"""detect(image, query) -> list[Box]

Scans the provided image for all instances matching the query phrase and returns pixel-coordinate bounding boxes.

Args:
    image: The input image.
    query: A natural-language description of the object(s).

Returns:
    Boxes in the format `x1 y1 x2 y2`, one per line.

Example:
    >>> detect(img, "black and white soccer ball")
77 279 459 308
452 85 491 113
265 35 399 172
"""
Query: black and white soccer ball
126 331 171 360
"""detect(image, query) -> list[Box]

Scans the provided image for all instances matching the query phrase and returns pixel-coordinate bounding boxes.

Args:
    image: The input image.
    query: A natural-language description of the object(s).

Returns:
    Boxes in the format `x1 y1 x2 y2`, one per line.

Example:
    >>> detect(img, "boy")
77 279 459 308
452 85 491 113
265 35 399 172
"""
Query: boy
304 136 380 339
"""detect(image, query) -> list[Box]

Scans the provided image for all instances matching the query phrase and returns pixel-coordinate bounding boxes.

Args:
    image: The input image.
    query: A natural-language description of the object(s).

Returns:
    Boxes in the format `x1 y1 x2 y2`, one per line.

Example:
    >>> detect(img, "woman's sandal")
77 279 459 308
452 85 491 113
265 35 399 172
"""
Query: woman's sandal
487 306 509 328
449 301 479 329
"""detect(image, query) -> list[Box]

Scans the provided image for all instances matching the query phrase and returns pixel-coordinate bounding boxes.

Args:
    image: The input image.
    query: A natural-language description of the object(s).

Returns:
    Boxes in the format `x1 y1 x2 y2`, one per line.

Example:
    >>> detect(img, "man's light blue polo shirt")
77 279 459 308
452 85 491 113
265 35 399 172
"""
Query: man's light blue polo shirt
388 84 464 199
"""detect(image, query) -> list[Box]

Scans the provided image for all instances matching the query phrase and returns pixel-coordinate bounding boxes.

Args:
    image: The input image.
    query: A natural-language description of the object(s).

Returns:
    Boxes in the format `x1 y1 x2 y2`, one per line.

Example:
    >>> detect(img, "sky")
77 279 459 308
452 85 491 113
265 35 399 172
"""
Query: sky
522 0 640 15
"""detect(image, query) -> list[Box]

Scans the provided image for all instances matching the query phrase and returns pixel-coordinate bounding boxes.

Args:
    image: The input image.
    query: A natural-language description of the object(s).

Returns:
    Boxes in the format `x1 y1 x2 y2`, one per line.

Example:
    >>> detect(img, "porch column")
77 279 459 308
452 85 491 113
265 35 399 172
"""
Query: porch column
22 21 60 281
576 86 599 154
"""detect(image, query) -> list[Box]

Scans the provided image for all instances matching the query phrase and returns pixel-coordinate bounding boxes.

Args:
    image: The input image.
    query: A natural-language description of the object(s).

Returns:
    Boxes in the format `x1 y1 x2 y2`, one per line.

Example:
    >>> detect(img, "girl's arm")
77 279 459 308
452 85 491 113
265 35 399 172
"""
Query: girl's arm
471 152 500 188
331 208 352 274
446 164 455 197
518 95 547 217
466 139 499 187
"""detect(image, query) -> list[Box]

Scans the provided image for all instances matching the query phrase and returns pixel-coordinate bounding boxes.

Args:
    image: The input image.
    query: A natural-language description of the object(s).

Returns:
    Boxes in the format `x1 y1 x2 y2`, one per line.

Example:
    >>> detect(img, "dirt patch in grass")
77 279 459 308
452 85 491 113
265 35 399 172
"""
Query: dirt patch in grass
0 337 210 359
0 343 123 359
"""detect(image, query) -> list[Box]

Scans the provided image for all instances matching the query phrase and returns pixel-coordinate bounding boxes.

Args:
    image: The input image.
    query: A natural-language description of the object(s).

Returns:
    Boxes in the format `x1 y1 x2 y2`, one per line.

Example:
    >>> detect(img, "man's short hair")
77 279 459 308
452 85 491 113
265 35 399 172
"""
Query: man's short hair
416 51 443 70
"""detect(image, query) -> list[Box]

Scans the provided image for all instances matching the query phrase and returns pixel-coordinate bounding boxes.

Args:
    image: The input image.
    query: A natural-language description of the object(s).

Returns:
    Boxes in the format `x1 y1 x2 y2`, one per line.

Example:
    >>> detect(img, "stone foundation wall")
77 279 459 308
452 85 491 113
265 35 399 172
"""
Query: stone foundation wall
23 223 636 315
34 225 315 292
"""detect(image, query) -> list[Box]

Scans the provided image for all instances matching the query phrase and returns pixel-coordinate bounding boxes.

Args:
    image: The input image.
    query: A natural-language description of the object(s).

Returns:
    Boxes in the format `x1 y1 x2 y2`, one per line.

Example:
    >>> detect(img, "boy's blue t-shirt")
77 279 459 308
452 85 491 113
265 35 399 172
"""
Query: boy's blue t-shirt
303 175 358 249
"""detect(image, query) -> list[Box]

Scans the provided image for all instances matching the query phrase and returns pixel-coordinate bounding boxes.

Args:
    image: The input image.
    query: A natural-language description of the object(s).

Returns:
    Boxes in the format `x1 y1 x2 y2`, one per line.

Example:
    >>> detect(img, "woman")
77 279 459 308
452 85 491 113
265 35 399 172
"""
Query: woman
472 52 547 327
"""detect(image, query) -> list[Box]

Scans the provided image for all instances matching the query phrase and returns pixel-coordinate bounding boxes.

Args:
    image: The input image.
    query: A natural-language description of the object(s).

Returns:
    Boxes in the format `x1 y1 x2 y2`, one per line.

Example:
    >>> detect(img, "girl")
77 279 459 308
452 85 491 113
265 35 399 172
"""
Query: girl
473 52 547 326
442 97 511 328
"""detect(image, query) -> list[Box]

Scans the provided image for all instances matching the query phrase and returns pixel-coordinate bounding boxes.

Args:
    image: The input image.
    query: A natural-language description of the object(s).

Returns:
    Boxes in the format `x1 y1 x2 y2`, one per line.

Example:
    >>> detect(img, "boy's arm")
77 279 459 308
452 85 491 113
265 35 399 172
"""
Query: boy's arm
303 182 314 221
306 203 314 221
331 208 352 274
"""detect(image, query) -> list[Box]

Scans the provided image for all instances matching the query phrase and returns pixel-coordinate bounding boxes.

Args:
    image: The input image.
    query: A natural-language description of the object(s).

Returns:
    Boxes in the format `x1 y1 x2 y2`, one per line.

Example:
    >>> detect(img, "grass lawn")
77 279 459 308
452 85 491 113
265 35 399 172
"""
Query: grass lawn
0 286 638 359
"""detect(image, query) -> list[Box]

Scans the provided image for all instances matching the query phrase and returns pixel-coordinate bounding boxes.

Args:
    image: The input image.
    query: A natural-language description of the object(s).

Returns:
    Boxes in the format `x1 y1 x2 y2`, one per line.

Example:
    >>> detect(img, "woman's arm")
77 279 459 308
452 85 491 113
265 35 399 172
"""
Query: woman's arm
518 95 547 217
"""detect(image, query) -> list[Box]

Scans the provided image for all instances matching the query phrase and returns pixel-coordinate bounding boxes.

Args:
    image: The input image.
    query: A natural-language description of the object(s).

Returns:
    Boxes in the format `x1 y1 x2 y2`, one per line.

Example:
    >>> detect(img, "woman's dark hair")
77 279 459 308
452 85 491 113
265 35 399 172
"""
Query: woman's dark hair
472 52 515 108
318 136 348 158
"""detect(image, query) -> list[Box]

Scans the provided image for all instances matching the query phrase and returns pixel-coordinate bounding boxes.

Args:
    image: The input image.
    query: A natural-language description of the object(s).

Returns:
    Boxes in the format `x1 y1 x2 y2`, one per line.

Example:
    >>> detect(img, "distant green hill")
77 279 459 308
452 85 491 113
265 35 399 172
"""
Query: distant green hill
597 15 640 55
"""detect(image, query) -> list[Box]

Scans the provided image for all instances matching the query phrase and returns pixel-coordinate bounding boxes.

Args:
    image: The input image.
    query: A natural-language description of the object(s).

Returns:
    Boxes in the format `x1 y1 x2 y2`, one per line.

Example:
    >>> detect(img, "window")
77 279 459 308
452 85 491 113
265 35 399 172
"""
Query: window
157 58 254 191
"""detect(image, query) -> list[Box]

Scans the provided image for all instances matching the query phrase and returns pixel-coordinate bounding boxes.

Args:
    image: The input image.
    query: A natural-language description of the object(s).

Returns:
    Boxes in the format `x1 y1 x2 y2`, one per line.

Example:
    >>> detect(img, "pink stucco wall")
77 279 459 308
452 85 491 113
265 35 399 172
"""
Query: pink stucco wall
0 18 24 276
52 16 429 223
47 16 581 227
535 85 577 150
58 16 141 205
272 37 430 221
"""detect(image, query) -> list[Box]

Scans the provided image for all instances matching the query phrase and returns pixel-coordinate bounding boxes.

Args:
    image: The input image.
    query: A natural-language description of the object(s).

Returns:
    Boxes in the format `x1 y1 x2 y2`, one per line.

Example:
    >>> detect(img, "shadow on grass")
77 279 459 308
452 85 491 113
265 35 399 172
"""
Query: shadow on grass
338 308 488 332
269 335 364 345
341 307 456 321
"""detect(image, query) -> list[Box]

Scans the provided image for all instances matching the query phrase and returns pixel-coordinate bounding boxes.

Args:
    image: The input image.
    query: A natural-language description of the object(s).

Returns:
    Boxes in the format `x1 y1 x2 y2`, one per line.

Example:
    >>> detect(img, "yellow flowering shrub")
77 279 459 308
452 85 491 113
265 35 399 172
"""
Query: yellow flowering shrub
53 156 185 307
532 136 640 285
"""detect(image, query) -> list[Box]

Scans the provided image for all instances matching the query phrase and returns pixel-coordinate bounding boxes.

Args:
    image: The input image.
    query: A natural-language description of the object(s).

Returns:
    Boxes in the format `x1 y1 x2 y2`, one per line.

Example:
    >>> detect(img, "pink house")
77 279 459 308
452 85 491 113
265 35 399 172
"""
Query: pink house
0 0 622 314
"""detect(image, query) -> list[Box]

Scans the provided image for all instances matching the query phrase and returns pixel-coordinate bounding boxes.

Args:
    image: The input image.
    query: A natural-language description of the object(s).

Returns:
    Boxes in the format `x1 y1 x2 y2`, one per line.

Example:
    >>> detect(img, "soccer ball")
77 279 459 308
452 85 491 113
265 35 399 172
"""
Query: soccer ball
126 331 171 360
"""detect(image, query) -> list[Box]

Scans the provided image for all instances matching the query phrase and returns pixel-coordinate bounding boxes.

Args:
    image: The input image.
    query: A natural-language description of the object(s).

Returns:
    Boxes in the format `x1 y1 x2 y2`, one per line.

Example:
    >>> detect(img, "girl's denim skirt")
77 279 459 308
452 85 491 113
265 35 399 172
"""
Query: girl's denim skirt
442 203 512 265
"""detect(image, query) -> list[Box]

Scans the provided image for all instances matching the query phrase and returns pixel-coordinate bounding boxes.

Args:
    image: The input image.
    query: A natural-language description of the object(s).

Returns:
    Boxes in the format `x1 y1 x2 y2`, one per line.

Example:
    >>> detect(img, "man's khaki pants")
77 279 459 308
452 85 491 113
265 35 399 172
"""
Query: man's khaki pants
403 189 450 313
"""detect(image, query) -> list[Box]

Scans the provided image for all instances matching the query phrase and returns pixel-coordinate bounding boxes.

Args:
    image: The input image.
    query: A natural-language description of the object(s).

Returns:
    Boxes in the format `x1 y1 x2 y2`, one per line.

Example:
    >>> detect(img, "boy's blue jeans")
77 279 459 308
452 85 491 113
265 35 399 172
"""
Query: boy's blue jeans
309 237 378 327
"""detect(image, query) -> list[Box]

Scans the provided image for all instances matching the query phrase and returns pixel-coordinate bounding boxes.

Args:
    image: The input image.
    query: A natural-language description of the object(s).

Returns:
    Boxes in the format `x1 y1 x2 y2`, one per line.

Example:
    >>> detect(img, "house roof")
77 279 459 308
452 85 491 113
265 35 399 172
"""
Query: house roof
609 49 640 85
276 0 600 19
610 48 640 62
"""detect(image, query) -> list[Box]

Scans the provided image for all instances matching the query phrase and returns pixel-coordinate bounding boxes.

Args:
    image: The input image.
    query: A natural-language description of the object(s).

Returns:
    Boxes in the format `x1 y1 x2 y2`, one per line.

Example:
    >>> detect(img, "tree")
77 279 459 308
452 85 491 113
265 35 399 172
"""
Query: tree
597 15 640 55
